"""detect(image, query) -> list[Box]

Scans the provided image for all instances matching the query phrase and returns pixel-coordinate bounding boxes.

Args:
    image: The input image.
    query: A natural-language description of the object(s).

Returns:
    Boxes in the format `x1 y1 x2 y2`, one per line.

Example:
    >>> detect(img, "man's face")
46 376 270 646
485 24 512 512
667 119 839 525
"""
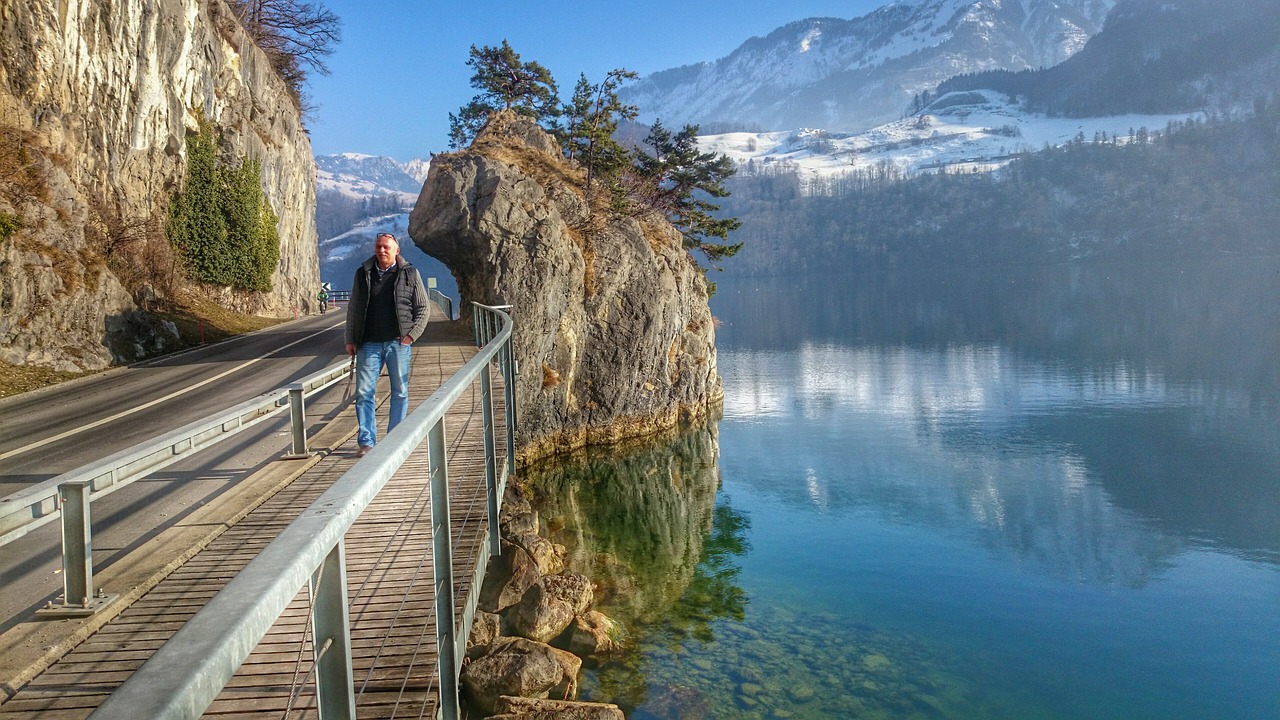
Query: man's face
375 235 398 267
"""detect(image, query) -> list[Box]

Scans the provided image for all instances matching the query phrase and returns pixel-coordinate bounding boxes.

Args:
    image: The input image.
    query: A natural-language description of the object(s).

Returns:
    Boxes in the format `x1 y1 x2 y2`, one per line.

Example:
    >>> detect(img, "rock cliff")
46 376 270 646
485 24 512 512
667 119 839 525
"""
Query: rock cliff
408 112 722 461
0 0 319 371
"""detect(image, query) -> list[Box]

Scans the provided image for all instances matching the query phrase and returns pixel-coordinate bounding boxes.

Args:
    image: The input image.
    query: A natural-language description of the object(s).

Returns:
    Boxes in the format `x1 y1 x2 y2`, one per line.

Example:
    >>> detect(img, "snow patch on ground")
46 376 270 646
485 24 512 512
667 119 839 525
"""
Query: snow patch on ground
316 168 419 202
319 213 410 263
698 90 1201 192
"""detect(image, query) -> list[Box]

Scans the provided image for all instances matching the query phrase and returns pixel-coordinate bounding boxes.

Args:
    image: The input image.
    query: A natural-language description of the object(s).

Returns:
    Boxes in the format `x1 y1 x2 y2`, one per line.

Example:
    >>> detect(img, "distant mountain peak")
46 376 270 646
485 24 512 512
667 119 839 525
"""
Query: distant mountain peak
621 0 1115 133
314 153 430 198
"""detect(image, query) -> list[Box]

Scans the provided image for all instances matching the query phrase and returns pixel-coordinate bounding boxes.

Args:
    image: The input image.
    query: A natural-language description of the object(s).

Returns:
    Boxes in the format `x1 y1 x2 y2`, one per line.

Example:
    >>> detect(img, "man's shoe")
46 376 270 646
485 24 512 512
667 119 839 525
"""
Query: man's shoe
357 445 373 457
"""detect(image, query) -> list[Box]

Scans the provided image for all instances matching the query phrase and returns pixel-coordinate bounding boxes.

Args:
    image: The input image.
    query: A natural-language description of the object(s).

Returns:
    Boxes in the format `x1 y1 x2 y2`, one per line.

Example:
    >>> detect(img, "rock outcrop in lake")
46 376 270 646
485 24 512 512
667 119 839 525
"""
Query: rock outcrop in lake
0 0 319 371
408 111 722 462
462 485 627 718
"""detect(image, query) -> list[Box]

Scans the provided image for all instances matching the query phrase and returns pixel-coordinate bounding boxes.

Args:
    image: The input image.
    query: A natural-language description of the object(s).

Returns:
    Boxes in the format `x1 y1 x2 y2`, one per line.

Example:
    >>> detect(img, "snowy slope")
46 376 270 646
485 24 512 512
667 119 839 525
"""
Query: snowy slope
314 153 429 202
314 154 451 293
317 212 458 303
699 90 1199 190
622 0 1114 133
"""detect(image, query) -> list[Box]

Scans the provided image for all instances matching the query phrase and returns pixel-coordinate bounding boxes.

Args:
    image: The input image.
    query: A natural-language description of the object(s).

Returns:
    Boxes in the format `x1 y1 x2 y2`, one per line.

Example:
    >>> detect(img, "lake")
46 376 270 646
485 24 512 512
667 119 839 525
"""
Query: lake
524 258 1280 720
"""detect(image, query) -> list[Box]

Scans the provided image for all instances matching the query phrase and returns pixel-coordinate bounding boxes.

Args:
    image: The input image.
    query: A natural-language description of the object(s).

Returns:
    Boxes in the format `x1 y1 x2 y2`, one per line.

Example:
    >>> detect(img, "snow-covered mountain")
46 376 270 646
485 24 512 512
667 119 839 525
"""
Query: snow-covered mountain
622 0 1115 133
699 90 1200 191
315 152 429 200
314 153 446 292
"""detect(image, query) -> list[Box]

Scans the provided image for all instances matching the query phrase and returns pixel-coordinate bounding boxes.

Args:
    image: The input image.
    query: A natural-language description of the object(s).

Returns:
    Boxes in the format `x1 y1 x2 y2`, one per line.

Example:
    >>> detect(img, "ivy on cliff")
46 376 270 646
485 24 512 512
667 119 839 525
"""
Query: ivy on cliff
0 212 20 244
167 118 279 292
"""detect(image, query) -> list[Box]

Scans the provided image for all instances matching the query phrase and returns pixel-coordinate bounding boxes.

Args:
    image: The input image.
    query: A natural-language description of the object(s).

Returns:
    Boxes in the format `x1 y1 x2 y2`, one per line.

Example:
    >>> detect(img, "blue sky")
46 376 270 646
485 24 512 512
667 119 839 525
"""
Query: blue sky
307 0 888 162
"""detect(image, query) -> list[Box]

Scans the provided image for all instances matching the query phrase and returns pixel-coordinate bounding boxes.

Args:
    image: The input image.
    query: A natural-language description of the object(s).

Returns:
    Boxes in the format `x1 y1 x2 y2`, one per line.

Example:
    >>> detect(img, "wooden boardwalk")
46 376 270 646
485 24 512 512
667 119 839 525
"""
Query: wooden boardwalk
0 327 505 719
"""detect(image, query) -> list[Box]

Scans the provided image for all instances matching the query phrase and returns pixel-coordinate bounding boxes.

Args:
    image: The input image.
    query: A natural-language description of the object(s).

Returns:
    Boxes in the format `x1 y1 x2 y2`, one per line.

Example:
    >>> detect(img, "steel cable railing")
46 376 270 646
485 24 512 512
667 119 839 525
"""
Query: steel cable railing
0 357 353 617
86 303 516 720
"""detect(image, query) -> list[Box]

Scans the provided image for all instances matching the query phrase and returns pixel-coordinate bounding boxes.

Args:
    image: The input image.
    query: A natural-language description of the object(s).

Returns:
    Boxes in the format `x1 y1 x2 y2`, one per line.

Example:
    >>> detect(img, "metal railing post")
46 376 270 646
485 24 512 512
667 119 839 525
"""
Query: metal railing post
36 482 117 617
287 384 309 458
428 418 460 720
311 541 356 720
503 339 517 478
2 358 353 551
480 366 500 555
61 481 91 606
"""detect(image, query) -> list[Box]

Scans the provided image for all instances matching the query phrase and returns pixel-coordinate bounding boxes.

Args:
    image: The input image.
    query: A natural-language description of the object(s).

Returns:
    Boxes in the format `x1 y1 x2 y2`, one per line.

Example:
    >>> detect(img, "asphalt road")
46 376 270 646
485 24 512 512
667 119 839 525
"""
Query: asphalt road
0 309 354 631
0 310 351 492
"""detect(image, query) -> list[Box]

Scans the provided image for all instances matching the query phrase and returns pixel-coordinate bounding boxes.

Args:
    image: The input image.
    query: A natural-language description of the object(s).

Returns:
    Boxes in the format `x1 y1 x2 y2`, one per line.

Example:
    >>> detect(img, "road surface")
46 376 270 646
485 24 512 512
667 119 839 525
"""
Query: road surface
0 310 353 632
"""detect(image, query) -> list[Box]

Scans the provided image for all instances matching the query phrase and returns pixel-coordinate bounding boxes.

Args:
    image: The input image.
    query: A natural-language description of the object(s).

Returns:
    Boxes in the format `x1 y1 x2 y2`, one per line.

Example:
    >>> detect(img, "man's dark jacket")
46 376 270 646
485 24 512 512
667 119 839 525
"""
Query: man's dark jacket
345 254 430 345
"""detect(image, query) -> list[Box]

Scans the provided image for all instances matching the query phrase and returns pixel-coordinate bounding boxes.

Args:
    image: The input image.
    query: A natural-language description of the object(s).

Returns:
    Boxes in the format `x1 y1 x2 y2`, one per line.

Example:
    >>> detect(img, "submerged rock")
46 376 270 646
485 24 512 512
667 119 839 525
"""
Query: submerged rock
490 695 625 720
460 637 581 714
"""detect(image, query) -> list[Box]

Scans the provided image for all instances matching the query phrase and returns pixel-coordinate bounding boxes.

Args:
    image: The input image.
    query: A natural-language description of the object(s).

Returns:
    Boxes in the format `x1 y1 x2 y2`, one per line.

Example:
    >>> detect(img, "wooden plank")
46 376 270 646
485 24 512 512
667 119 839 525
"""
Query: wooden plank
0 335 505 720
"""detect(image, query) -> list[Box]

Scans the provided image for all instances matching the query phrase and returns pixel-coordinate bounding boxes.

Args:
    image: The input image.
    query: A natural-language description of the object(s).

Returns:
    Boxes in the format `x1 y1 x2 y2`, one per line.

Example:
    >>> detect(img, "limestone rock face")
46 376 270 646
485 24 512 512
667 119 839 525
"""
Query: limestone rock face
0 0 319 370
409 111 722 461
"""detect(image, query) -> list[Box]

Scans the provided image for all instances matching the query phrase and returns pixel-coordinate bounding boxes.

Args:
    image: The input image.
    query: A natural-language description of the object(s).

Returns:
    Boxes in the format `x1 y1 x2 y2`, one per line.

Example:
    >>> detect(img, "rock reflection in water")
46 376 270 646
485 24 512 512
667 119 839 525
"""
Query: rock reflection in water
525 423 730 623
523 422 754 714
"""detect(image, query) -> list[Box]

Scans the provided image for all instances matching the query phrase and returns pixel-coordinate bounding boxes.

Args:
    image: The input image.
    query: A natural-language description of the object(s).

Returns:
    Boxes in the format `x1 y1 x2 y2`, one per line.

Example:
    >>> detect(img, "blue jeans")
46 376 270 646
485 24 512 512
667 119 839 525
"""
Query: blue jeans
355 340 411 448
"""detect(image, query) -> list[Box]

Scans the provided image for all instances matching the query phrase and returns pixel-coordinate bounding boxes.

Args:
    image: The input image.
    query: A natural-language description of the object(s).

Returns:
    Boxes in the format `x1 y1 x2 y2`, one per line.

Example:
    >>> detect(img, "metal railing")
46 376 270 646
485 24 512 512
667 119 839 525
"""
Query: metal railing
0 359 354 617
428 286 454 320
88 303 516 720
326 280 454 320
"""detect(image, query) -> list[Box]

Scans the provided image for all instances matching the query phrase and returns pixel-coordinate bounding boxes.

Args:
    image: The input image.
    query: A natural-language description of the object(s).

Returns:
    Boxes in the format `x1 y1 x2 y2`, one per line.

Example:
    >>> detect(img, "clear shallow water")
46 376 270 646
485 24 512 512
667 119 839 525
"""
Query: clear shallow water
528 260 1280 719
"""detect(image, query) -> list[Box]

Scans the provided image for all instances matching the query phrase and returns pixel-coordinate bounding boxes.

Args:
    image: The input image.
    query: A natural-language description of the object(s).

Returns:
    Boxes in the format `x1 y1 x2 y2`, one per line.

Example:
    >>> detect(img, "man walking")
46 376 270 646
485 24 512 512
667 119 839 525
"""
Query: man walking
345 233 430 456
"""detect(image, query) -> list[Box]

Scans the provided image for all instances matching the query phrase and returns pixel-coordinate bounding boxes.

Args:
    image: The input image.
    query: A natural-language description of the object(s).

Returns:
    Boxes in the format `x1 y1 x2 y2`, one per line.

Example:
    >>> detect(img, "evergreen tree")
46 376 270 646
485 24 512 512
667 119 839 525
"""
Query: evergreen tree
448 40 559 148
168 118 228 281
567 69 638 197
560 74 595 162
223 158 279 291
634 120 742 266
168 116 279 291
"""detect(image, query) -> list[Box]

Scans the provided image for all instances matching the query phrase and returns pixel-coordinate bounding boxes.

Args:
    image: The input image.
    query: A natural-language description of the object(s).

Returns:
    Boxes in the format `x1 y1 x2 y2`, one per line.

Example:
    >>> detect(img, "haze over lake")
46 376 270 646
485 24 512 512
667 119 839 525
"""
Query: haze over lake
531 257 1280 719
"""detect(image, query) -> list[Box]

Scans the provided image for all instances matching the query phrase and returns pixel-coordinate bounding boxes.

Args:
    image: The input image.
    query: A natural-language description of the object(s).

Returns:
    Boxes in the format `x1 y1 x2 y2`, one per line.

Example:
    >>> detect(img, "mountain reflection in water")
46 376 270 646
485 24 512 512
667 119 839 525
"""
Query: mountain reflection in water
523 259 1280 719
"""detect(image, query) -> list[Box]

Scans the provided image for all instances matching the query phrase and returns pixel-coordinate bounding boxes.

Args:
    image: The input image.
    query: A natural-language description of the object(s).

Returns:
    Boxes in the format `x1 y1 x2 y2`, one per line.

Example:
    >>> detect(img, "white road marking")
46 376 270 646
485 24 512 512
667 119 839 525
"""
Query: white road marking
0 322 345 462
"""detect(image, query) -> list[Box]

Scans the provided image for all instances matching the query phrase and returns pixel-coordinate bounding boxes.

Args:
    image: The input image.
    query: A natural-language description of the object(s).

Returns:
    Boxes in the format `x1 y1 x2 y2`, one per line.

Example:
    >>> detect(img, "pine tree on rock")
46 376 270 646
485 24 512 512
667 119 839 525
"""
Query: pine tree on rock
635 120 742 266
448 40 560 148
562 69 637 201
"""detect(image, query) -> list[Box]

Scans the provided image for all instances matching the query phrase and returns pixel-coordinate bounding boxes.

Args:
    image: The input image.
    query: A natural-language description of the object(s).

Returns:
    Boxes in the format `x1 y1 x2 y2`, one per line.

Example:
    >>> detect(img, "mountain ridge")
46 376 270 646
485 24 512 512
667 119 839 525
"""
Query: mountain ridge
620 0 1115 133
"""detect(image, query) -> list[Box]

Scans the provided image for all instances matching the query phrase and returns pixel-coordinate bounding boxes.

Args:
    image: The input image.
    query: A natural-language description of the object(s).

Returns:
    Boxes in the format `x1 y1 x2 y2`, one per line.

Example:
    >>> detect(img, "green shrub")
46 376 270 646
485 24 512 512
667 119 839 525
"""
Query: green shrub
168 116 279 291
0 212 20 243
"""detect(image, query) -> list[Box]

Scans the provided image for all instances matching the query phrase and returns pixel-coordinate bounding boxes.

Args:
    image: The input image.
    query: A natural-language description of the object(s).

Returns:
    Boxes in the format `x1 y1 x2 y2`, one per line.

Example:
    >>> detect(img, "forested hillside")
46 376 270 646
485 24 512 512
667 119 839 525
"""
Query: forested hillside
719 97 1280 275
314 189 405 240
932 0 1280 116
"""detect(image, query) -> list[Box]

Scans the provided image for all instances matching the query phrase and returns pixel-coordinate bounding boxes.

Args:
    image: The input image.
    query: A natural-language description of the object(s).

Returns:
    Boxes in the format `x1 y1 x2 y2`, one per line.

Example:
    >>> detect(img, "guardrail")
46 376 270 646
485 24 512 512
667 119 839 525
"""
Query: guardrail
325 279 454 320
428 286 454 320
88 303 516 720
0 359 354 617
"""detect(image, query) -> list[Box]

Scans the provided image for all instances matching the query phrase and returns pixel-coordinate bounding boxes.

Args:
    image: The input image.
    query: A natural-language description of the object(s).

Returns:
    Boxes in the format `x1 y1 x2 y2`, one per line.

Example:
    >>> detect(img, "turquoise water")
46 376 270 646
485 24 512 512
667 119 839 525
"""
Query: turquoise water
530 260 1280 719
